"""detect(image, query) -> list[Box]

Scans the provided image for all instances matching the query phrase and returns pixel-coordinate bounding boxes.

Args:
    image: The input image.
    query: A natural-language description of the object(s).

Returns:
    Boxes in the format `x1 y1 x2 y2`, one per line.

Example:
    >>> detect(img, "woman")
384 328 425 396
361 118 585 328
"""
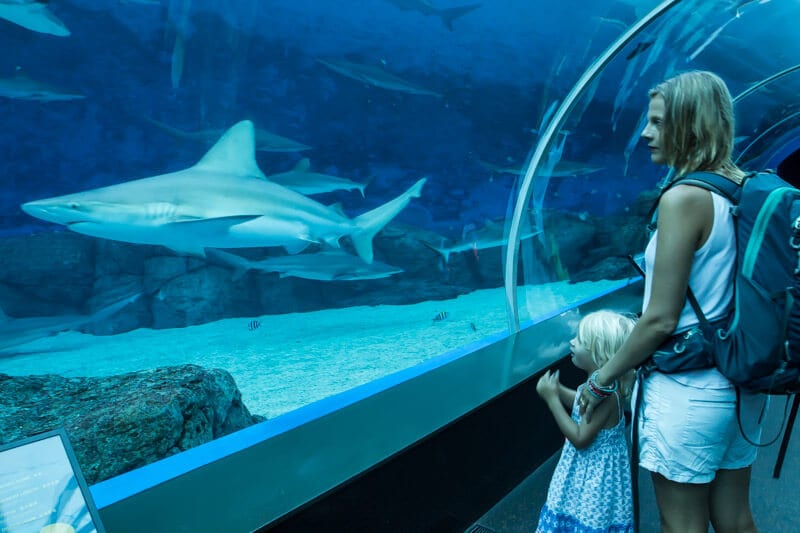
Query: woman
578 71 759 532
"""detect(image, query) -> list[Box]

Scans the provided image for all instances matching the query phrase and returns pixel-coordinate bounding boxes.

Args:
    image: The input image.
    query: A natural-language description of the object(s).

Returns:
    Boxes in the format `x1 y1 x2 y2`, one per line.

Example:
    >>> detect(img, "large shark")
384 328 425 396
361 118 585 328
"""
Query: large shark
144 117 311 153
0 292 140 354
317 58 442 98
0 1 70 36
0 73 84 101
266 158 368 197
384 0 482 31
21 120 425 263
206 249 403 282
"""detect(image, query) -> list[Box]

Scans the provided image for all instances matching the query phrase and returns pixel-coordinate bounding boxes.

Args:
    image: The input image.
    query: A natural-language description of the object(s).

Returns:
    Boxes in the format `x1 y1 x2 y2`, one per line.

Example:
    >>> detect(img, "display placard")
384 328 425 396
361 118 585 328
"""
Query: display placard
0 428 104 533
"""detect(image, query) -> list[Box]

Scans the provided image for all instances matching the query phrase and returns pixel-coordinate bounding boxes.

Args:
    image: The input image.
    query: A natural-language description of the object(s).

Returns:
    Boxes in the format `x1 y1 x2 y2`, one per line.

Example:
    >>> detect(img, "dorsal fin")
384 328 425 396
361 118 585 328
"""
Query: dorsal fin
192 120 266 179
293 158 311 172
328 202 345 216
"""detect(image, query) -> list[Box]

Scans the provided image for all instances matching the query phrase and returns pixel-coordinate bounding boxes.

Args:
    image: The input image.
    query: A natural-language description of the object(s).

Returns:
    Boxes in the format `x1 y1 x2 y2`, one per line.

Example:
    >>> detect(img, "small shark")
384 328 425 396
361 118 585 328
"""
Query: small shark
144 117 311 152
0 73 84 101
0 292 140 353
266 158 367 197
207 249 403 281
317 58 442 98
422 219 542 265
0 0 70 36
21 120 426 263
384 0 482 31
477 158 604 177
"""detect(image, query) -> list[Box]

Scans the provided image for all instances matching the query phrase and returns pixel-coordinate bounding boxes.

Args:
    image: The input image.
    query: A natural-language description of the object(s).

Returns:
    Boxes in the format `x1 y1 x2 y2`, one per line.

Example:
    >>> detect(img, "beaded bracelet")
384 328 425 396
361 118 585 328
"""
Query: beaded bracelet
587 370 618 400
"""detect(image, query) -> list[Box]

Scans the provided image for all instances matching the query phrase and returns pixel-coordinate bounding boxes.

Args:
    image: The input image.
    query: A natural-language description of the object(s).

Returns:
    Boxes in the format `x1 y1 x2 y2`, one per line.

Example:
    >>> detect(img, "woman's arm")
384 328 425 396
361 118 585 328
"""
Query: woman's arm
544 389 614 449
538 370 613 449
581 185 712 420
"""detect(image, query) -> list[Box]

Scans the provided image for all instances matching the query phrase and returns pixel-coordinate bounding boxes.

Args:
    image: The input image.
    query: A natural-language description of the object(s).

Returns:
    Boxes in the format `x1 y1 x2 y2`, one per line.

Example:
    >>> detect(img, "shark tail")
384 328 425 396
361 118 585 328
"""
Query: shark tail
420 239 451 265
89 292 142 322
439 3 482 31
352 178 426 264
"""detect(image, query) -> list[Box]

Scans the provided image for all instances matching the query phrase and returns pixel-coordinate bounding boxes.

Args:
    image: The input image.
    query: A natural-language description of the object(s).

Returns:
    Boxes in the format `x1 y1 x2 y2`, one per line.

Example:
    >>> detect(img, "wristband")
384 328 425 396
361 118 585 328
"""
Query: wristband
587 369 618 399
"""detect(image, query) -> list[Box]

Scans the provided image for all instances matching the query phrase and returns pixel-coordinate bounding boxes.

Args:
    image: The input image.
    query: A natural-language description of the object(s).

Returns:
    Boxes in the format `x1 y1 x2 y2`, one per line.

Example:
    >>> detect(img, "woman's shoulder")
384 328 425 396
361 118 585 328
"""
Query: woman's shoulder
659 182 711 210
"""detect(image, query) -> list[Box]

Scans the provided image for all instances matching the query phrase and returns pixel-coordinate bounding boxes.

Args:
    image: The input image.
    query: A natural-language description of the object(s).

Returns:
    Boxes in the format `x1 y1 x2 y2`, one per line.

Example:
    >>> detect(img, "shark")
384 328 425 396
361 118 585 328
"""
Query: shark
0 292 140 354
422 218 542 265
476 158 604 178
206 249 403 282
144 117 311 153
316 58 442 98
384 0 482 31
0 1 70 36
21 120 426 263
0 73 84 101
266 158 368 197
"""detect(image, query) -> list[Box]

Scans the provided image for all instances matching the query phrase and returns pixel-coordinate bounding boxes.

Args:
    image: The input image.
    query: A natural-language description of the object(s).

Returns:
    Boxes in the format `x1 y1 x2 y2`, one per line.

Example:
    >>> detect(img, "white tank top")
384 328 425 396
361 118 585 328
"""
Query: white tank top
642 191 735 388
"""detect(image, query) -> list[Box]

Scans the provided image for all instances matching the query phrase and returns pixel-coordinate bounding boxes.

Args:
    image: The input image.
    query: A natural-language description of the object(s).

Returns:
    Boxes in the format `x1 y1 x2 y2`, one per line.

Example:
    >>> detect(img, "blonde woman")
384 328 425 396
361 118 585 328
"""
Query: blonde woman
536 310 636 532
579 71 759 532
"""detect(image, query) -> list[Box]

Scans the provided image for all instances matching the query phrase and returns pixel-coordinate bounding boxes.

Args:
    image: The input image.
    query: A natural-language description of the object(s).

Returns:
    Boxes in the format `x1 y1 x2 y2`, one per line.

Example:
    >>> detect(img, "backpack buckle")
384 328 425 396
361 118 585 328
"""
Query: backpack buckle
791 217 800 250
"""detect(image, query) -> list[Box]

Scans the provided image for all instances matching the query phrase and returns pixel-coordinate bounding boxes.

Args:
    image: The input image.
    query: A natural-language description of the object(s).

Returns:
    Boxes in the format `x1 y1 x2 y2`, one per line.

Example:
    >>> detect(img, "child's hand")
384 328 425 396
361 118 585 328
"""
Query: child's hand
536 369 560 400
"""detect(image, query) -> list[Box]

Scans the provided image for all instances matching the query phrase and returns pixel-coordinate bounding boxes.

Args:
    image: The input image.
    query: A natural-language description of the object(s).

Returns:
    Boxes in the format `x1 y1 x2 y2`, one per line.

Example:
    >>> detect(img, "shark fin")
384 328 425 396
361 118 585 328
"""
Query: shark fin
192 120 267 179
284 240 313 255
420 239 451 265
322 236 341 249
327 202 345 216
352 178 426 264
439 3 482 31
293 158 311 172
167 214 261 229
0 2 71 37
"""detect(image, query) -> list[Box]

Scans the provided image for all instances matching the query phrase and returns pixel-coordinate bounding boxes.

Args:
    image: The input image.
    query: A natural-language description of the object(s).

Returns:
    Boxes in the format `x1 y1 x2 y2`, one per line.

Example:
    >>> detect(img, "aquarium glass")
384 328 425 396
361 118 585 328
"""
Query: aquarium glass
1 0 799 487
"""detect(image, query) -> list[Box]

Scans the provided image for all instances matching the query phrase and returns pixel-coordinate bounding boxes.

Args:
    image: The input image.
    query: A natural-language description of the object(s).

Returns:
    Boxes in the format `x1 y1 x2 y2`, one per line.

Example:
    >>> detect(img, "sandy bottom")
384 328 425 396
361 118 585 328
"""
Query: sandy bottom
1 280 625 419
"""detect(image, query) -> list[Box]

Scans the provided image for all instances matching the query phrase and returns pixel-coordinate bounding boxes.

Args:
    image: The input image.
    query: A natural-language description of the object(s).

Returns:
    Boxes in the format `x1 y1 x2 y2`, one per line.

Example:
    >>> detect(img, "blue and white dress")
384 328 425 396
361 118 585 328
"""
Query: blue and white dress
536 388 633 533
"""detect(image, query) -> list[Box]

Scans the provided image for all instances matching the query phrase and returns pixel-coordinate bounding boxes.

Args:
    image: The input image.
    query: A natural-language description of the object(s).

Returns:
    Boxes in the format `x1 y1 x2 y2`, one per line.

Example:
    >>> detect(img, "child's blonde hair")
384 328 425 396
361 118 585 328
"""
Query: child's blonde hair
576 310 637 401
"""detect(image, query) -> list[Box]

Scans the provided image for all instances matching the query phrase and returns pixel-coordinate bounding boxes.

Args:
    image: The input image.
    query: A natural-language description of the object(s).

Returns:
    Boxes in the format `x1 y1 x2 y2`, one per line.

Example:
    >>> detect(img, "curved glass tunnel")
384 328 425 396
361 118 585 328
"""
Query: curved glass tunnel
0 0 799 531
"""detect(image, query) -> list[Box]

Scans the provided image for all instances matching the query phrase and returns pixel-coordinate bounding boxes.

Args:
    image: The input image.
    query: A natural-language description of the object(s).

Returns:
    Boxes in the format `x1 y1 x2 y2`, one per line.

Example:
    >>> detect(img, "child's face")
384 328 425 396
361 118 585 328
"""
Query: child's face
569 336 597 373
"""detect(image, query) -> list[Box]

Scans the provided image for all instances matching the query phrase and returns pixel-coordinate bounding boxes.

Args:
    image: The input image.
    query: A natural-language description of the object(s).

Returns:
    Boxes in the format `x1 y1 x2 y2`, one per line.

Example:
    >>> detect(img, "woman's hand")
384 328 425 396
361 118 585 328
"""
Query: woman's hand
536 369 560 400
577 381 606 422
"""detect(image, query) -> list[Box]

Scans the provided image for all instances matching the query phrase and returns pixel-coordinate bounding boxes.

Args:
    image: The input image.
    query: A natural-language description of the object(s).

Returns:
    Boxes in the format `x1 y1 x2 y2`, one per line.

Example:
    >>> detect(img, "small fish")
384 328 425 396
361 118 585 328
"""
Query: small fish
432 311 448 322
470 322 477 332
247 319 261 332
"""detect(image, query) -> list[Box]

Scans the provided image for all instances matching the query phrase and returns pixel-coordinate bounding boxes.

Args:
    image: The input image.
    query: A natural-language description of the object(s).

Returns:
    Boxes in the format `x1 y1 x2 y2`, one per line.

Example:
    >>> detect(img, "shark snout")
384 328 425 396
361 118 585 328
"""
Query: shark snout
21 200 82 224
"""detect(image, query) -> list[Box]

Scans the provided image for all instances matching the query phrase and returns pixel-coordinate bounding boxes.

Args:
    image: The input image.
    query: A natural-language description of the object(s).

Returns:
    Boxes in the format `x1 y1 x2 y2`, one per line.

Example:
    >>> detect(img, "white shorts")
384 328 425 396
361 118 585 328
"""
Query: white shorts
634 372 761 484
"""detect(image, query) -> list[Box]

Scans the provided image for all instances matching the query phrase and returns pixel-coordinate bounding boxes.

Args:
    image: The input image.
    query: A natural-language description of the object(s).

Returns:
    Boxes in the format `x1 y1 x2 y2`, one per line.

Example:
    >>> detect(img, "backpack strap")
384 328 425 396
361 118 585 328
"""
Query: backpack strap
644 171 752 326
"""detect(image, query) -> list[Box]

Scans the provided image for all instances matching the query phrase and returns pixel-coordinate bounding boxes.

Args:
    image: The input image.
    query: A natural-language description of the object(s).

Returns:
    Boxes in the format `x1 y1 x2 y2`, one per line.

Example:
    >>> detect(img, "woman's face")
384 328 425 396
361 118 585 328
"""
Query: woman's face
641 95 667 165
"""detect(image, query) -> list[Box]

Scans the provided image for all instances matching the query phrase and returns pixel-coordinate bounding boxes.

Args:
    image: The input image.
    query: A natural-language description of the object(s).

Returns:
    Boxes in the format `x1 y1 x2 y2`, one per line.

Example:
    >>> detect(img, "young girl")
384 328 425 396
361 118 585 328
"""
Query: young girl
536 310 636 532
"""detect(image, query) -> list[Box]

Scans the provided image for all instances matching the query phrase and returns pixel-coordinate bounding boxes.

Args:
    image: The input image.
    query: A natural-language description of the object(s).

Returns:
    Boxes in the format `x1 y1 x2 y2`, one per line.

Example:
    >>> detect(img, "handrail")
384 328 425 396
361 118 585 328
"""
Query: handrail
733 63 800 103
736 110 800 165
503 0 684 333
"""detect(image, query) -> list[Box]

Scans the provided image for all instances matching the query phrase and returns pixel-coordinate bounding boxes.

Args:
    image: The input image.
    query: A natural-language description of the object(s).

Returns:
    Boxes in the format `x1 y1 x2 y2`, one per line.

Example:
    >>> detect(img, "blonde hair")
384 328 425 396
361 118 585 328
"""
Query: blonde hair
649 70 742 178
576 310 637 401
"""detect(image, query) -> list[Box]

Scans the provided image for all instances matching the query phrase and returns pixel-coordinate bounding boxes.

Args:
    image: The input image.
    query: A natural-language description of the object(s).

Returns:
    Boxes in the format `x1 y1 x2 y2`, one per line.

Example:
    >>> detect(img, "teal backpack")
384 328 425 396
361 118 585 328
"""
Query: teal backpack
644 169 800 476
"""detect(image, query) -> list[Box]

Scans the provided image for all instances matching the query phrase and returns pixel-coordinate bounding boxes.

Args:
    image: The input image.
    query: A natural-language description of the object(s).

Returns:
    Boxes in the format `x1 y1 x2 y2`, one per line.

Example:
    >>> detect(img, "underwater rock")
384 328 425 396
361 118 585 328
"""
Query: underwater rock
0 364 264 485
0 231 95 313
